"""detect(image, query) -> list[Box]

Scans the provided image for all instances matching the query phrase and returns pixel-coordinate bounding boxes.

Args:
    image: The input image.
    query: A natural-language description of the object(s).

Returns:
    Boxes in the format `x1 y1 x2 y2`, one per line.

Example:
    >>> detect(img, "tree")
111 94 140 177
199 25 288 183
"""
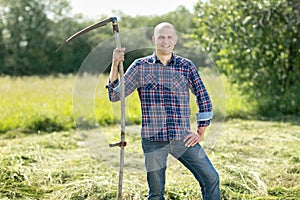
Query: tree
0 0 92 75
1 0 50 74
193 0 300 115
0 9 4 73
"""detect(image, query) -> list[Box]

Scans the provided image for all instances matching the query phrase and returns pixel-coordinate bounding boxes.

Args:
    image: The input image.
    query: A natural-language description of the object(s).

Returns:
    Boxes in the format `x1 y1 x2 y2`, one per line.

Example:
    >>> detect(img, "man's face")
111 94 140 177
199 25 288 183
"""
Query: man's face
152 27 178 54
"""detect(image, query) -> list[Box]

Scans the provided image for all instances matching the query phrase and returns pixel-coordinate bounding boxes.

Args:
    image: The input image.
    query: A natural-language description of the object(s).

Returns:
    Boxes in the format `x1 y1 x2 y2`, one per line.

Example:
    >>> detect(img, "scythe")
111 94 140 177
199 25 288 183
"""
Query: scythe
57 17 126 200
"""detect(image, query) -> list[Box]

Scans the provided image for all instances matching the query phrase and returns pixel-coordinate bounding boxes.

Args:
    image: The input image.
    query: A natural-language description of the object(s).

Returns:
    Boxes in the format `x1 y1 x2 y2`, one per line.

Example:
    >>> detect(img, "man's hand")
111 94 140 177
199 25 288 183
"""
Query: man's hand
109 47 126 82
112 47 126 67
183 127 206 147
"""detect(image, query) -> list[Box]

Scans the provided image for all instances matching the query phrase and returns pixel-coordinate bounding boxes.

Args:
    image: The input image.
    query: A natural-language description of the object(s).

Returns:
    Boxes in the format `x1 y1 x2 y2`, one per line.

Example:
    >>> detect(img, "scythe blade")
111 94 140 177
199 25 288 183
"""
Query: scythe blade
56 17 116 52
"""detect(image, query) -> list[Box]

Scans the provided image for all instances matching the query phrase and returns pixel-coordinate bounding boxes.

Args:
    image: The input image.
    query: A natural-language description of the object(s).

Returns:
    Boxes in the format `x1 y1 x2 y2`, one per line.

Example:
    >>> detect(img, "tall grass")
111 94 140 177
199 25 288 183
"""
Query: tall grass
0 74 252 133
0 75 74 133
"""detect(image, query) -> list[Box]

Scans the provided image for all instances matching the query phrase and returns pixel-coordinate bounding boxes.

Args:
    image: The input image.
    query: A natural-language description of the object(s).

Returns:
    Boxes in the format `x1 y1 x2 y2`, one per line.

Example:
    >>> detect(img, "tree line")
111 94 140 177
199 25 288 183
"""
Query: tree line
0 0 299 115
0 0 195 75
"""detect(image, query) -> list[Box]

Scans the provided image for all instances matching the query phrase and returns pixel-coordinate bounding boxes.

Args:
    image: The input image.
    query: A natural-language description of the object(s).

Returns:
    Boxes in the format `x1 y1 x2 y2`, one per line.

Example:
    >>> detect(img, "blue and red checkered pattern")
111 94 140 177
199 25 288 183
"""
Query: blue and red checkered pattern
106 53 213 141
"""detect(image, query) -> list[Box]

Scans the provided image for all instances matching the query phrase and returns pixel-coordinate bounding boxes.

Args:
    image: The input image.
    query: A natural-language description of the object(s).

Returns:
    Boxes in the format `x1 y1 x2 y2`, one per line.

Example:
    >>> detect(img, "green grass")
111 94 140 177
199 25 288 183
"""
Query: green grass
0 75 74 133
0 73 251 133
0 75 299 199
0 120 299 199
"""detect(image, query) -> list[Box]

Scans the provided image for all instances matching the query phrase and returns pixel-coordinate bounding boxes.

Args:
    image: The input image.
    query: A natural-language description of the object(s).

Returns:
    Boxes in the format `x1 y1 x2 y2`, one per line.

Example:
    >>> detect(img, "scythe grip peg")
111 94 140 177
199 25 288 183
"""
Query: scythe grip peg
109 141 127 148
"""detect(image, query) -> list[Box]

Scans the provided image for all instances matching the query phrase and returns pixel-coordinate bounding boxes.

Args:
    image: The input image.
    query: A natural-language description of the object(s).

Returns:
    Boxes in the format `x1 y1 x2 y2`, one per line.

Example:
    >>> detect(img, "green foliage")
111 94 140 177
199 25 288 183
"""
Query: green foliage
0 0 94 75
0 1 196 76
116 5 194 33
193 0 300 115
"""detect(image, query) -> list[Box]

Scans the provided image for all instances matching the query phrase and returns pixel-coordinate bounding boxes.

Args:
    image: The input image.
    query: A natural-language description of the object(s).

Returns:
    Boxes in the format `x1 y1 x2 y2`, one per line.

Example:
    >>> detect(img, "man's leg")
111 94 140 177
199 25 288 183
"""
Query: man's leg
142 139 170 200
171 141 220 200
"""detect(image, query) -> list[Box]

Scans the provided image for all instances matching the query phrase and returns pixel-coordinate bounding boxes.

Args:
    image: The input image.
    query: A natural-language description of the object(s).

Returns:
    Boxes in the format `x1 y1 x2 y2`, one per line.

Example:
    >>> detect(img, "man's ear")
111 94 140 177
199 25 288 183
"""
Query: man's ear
174 35 178 45
152 36 156 44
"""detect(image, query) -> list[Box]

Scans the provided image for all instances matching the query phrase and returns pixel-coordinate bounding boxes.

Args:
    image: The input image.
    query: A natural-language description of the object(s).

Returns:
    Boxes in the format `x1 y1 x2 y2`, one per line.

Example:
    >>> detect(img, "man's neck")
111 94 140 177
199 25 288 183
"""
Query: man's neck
156 52 172 66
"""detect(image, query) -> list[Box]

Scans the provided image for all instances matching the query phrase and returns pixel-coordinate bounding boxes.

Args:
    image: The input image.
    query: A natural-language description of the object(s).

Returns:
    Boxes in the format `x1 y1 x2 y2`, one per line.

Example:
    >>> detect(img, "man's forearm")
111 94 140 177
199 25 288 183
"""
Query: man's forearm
109 64 119 83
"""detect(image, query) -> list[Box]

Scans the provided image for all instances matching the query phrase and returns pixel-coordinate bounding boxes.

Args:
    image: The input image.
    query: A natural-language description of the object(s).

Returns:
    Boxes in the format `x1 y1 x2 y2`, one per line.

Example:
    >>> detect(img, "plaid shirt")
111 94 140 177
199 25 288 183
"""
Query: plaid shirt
106 53 213 141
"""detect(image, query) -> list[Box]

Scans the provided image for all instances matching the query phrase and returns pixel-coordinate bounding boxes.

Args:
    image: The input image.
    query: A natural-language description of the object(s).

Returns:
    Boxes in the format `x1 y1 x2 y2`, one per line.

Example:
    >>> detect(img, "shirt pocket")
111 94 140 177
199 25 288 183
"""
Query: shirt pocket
172 75 190 117
143 74 159 91
173 75 188 93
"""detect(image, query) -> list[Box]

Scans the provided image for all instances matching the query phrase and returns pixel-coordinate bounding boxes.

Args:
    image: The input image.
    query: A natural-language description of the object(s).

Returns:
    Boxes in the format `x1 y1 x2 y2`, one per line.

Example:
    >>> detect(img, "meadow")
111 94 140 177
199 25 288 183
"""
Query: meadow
0 75 299 199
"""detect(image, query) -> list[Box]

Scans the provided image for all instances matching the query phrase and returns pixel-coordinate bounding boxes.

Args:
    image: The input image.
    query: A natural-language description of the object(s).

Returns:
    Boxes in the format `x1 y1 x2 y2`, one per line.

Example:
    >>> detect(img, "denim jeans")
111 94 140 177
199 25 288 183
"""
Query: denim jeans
142 138 220 200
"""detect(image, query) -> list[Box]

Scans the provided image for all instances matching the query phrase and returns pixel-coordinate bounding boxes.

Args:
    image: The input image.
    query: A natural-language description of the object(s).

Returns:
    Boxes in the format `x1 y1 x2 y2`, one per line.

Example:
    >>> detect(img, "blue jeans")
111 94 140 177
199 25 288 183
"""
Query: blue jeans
142 138 220 200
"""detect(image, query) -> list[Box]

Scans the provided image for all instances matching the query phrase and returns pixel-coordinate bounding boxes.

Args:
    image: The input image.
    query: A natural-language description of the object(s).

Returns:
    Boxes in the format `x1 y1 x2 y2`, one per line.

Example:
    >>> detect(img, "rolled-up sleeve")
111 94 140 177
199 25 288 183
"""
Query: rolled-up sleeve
188 63 213 127
196 112 213 127
106 79 120 102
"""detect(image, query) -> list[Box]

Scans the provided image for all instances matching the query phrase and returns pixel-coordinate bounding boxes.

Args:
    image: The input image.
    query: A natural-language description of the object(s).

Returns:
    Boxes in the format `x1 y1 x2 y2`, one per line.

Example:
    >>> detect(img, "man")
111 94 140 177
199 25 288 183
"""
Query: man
106 22 220 200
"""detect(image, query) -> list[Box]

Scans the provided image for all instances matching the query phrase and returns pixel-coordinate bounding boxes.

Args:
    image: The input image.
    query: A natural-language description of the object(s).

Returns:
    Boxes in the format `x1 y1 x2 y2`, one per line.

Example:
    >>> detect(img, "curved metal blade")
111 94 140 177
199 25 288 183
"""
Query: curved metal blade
56 17 117 52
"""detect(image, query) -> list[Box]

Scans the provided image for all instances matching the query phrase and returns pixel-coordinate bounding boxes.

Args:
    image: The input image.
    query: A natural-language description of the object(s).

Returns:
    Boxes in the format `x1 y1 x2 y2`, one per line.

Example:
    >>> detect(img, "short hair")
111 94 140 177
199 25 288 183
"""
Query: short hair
154 22 176 37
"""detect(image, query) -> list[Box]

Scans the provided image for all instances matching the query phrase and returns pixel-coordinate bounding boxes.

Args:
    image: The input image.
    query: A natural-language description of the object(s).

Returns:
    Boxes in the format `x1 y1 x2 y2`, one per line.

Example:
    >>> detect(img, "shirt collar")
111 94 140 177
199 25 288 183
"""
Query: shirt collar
150 52 176 65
